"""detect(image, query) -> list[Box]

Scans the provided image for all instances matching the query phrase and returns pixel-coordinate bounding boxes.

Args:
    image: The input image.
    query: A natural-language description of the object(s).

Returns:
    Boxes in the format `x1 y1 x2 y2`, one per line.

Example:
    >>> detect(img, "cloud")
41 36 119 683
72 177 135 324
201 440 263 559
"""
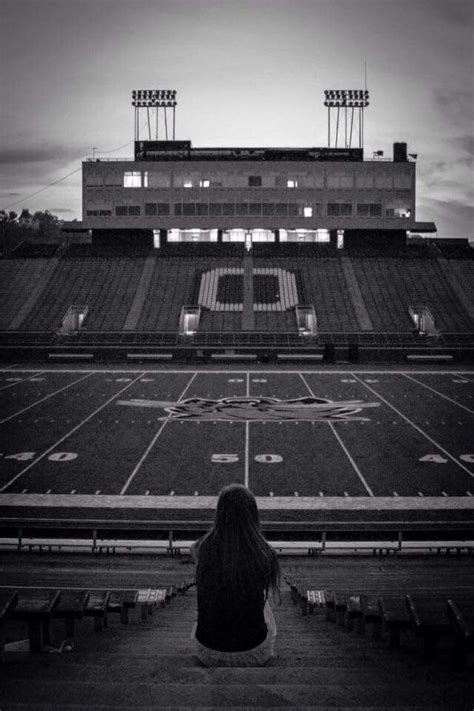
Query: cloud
433 88 473 127
449 134 474 157
0 144 89 165
417 196 474 239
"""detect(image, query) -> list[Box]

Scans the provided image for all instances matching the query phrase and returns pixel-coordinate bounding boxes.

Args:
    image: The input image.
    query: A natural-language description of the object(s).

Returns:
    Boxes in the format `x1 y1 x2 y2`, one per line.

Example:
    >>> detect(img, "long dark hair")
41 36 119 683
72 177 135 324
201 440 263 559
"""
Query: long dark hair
196 484 280 602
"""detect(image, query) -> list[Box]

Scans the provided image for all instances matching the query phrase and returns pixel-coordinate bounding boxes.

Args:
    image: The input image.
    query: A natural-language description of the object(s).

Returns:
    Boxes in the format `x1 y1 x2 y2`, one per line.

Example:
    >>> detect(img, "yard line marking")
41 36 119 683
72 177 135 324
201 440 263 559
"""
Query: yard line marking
0 374 145 493
352 374 474 478
0 373 93 425
0 372 41 392
245 372 250 488
119 372 197 495
299 373 374 497
402 373 474 414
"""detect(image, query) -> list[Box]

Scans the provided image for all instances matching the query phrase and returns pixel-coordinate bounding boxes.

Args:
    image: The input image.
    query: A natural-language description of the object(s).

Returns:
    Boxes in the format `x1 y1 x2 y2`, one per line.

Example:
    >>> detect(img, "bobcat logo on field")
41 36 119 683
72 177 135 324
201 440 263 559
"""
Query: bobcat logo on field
117 396 379 421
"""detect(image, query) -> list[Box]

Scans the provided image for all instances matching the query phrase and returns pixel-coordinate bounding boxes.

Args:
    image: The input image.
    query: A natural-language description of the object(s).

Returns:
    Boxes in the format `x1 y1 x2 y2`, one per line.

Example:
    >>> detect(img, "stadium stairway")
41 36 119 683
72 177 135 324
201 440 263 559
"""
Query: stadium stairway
1 554 473 710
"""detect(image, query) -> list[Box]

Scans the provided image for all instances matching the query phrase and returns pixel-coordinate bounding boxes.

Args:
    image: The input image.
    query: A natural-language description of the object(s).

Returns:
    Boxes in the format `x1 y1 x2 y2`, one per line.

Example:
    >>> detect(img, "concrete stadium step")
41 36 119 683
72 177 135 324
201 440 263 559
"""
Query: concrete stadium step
8 663 452 686
1 706 441 711
2 680 468 707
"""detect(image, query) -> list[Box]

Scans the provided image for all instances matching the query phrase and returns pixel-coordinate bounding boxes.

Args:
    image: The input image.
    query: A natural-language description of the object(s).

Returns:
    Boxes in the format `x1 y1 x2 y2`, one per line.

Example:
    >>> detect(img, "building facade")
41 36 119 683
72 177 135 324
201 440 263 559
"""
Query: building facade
66 140 435 249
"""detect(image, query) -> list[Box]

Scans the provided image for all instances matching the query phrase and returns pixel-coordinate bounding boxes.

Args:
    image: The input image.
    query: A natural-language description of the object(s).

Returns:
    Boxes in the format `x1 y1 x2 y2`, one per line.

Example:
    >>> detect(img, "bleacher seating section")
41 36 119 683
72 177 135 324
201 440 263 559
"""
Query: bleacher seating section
21 258 147 331
351 257 473 332
0 259 54 329
286 578 474 669
1 251 473 336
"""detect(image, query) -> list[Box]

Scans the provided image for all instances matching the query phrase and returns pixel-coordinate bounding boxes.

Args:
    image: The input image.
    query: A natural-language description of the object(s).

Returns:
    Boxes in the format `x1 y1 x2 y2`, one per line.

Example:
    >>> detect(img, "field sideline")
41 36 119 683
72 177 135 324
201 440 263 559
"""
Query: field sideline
0 369 473 515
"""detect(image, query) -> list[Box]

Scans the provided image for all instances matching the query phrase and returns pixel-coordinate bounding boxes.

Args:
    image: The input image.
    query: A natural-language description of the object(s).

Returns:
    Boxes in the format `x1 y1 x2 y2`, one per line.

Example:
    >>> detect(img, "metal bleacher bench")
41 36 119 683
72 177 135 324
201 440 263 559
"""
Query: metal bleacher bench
0 580 194 658
286 578 474 669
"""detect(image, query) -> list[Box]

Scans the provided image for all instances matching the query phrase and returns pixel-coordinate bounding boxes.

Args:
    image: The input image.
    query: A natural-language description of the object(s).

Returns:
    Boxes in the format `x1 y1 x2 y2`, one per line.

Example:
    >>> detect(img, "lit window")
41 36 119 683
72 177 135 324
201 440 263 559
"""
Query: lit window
143 172 148 188
287 179 298 188
200 179 210 188
303 206 313 218
184 180 193 188
123 172 142 188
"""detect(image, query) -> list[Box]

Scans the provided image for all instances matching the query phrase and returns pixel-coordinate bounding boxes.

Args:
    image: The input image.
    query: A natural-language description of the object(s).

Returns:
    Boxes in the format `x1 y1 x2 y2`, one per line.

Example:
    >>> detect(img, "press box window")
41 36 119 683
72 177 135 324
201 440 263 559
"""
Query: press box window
199 179 210 188
369 203 382 217
145 203 157 216
287 179 298 188
357 204 370 217
123 172 142 188
115 205 140 216
303 206 313 218
248 175 262 187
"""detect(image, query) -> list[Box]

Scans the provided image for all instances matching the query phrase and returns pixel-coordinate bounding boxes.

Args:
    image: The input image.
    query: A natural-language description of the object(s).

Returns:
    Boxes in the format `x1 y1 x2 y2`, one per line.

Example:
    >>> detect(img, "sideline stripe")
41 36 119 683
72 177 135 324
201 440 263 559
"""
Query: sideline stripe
0 372 41 392
2 368 474 375
0 372 93 425
0 373 145 493
245 372 250 488
402 373 474 415
352 373 474 478
299 373 374 496
1 492 473 510
119 372 197 495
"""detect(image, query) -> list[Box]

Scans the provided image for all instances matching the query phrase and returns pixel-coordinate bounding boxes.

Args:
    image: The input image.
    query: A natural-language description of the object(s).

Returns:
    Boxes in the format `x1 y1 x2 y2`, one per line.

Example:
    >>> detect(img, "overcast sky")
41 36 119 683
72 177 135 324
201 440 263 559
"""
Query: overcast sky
1 0 472 238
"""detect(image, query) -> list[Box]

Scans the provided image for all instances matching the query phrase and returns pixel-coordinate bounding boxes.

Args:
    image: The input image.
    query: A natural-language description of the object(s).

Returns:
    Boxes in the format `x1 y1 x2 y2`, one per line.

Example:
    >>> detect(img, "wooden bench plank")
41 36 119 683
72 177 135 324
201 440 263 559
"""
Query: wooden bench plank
379 596 411 648
85 591 110 632
12 590 60 652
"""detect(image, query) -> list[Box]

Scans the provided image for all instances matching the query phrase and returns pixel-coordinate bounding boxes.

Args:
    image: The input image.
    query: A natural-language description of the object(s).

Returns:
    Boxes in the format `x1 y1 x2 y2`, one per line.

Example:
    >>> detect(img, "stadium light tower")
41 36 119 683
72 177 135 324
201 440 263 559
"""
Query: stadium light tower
132 89 177 141
324 89 369 149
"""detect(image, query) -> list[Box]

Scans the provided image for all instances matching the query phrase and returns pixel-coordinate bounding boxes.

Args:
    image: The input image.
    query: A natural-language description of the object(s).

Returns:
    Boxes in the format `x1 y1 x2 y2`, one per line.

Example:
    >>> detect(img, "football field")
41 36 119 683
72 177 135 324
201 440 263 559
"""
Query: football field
0 367 473 503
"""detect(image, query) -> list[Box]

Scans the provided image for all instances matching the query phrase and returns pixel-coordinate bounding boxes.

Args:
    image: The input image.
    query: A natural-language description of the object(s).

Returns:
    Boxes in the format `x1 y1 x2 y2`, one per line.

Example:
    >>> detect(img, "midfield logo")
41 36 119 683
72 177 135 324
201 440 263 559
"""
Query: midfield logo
117 396 380 421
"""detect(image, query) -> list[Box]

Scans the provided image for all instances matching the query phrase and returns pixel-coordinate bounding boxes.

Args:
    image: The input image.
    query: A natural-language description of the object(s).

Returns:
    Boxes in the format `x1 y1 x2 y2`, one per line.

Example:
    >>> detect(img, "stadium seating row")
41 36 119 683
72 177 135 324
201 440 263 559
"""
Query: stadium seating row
0 580 194 658
1 255 472 334
286 578 474 669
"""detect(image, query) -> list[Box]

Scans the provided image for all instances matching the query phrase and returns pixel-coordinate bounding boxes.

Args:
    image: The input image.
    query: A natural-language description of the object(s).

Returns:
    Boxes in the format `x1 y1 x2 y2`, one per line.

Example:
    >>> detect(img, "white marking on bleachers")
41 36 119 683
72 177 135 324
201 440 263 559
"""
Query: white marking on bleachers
0 373 92 425
119 372 197 495
48 353 94 360
344 491 349 497
6 378 22 382
0 372 41 392
46 489 51 494
144 491 150 496
403 373 474 414
228 378 244 383
406 354 453 362
467 491 472 496
352 374 474 478
95 490 101 495
442 491 448 497
70 489 76 494
393 491 399 497
319 491 324 497
269 491 274 496
21 489 28 494
0 374 145 494
418 491 424 496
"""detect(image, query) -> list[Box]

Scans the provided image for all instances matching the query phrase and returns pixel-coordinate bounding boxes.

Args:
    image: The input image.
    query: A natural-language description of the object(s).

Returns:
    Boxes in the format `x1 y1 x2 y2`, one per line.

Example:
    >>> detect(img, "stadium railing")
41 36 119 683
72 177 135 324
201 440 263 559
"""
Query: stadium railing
0 519 473 557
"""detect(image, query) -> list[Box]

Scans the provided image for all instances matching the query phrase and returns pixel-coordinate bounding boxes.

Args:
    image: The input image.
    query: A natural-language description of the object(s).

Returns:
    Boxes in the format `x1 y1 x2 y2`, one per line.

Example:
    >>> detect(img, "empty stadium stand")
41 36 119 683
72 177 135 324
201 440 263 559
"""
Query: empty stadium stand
0 552 472 709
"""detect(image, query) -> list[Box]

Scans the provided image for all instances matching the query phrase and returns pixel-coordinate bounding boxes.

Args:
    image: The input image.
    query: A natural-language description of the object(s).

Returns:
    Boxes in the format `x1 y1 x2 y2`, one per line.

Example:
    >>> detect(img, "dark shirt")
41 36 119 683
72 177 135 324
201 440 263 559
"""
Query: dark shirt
196 581 267 652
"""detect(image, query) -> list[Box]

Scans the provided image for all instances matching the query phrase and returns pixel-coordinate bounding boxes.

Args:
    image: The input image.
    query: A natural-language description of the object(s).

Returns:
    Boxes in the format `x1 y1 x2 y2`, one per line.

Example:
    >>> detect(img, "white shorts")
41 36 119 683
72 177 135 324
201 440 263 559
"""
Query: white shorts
191 601 277 667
